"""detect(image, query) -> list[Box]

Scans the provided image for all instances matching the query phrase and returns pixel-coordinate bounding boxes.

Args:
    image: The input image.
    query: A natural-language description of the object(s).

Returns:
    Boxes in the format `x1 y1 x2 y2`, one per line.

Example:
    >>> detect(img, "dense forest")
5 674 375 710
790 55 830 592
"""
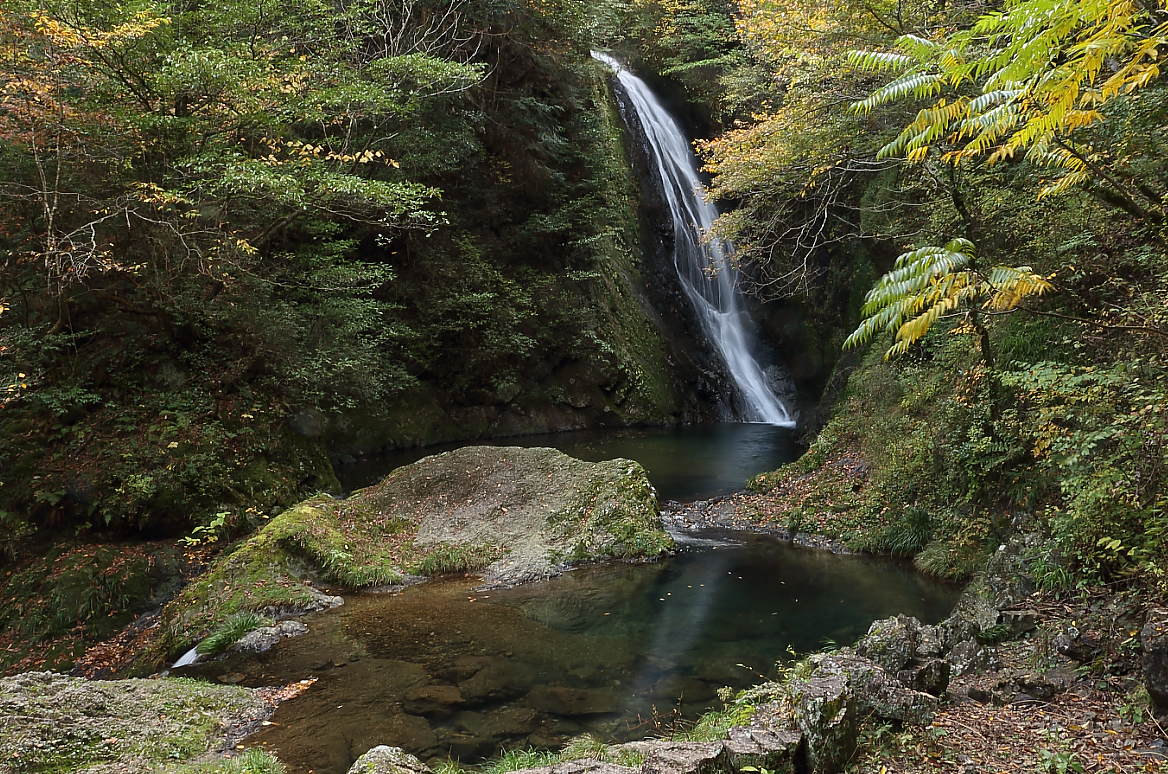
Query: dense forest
2 0 1168 762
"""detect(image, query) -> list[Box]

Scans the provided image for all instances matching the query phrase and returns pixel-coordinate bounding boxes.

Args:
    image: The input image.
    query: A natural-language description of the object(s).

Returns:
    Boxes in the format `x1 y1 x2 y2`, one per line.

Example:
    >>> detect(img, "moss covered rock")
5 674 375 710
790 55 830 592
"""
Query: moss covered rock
154 446 671 663
0 671 266 773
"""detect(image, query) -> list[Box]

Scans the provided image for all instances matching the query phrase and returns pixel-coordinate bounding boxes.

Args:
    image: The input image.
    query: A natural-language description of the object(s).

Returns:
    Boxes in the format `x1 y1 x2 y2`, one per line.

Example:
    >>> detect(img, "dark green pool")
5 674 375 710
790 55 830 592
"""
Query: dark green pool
336 423 801 502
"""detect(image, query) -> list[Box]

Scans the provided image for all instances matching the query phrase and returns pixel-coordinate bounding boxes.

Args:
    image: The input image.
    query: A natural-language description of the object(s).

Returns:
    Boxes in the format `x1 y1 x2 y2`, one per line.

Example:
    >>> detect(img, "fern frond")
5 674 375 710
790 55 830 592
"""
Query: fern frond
853 72 943 113
847 49 916 72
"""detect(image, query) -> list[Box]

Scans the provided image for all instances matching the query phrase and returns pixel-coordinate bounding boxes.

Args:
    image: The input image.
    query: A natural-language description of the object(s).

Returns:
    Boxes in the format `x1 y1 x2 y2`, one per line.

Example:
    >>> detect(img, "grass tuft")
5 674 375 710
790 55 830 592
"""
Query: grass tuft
197 612 273 657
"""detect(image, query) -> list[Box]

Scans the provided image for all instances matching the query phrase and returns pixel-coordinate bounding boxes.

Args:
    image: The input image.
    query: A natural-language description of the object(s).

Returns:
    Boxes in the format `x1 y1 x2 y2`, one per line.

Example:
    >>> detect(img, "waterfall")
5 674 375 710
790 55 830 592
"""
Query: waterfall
593 52 793 427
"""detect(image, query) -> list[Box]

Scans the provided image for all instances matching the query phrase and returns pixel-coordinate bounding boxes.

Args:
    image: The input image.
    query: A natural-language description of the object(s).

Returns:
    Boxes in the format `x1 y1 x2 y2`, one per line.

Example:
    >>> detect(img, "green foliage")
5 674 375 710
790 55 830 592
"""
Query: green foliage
844 238 1053 360
196 612 273 657
406 544 502 576
850 0 1168 218
1000 361 1168 584
478 734 639 774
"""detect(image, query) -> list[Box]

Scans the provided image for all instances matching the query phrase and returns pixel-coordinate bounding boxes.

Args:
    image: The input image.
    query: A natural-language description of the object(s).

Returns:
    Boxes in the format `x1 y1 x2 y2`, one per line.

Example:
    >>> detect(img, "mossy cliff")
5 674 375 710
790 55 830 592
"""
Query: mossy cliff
150 446 672 668
0 33 719 557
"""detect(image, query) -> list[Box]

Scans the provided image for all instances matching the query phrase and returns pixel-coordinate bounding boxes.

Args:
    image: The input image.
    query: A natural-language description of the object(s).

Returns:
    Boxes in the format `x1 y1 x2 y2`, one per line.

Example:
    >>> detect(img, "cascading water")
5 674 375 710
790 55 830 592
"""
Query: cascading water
592 52 793 427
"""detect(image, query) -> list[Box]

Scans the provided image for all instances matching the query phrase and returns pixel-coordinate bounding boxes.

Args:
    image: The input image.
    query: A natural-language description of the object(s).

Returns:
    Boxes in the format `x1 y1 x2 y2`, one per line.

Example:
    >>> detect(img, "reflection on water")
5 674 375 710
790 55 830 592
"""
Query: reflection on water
178 532 958 774
337 424 800 502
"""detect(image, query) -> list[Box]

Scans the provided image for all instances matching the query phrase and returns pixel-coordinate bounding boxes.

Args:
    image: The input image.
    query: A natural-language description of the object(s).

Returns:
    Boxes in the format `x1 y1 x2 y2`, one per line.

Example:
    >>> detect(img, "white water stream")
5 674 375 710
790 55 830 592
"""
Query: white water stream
593 52 793 426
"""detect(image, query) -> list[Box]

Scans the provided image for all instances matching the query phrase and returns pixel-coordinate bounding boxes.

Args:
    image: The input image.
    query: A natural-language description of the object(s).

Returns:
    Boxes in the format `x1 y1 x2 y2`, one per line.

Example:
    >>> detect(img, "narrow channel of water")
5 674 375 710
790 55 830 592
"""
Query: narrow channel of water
337 423 800 502
177 531 958 773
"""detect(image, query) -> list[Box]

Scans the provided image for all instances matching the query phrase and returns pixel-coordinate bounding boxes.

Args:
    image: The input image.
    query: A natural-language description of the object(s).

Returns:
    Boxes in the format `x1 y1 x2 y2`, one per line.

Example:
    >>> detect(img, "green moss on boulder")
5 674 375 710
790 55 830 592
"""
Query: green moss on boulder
153 446 671 664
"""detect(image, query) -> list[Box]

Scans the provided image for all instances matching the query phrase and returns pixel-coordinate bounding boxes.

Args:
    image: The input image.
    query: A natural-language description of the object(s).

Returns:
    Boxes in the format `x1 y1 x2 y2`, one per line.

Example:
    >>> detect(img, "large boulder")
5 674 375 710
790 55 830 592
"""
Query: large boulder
790 675 859 774
810 654 940 725
855 615 920 674
0 672 267 772
1142 608 1168 714
154 446 672 664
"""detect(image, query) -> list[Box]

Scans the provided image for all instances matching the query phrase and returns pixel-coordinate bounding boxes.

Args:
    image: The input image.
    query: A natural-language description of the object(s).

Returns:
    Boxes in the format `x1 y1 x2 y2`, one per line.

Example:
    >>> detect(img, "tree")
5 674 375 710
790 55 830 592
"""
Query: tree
850 0 1168 221
843 237 1053 363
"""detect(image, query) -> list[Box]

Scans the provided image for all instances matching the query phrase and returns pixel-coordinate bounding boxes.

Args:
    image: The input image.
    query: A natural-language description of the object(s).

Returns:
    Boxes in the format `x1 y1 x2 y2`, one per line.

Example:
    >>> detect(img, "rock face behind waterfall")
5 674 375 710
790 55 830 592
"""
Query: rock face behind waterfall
151 447 671 667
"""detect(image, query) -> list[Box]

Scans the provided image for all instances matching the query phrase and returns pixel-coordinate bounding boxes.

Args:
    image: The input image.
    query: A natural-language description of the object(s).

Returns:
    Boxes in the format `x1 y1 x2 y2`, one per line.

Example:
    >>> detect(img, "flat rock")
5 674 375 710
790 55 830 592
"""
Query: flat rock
723 725 802 774
639 741 730 774
0 672 266 772
508 761 639 774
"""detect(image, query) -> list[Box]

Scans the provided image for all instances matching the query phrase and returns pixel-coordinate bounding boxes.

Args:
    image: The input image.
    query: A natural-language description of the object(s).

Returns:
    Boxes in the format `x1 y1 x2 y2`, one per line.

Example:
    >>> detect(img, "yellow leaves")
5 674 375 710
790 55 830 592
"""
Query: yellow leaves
259 139 392 168
852 0 1168 202
31 10 170 51
906 145 929 162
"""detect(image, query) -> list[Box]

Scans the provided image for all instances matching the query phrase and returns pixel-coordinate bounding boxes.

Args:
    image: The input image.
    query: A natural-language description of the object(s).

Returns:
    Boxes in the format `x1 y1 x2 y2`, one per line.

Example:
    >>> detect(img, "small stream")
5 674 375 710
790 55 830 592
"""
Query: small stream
178 531 958 773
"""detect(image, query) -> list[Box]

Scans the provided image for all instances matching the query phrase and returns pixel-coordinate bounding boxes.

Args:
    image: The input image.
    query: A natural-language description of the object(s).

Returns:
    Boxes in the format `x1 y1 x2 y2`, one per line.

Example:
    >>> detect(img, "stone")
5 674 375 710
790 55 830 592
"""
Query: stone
528 686 622 716
791 675 859 774
897 659 951 697
457 707 539 739
457 658 536 703
723 725 802 774
966 686 992 704
856 615 920 674
364 714 437 755
944 587 1001 645
403 685 464 717
1001 609 1038 635
915 625 944 660
232 620 309 653
948 640 998 677
639 741 730 774
443 736 494 761
1142 608 1168 712
347 746 432 774
811 654 940 725
509 762 639 774
1014 667 1077 701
